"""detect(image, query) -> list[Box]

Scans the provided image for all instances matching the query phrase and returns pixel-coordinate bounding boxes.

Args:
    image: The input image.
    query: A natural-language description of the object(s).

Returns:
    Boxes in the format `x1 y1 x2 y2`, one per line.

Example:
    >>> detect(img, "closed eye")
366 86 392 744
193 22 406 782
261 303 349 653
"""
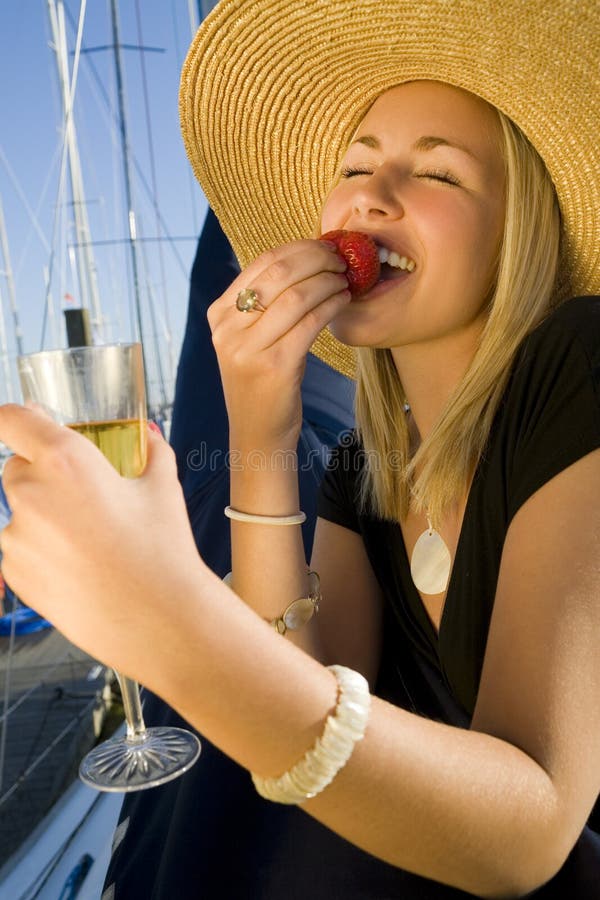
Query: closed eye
340 166 461 186
340 166 372 178
417 169 461 186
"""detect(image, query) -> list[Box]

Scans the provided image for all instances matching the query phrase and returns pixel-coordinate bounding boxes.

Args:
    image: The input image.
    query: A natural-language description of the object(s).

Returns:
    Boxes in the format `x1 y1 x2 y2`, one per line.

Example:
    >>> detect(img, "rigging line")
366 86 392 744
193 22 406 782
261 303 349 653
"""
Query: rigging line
69 235 198 246
0 195 24 365
0 650 80 724
63 1 192 279
135 0 175 387
19 682 57 779
40 0 88 349
13 142 62 284
78 42 164 54
0 694 99 809
39 95 71 349
0 146 51 254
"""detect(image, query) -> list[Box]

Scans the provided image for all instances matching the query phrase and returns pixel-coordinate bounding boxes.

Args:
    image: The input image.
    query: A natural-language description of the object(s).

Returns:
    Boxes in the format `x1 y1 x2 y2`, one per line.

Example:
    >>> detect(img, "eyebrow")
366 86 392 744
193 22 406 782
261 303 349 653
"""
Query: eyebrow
351 133 478 160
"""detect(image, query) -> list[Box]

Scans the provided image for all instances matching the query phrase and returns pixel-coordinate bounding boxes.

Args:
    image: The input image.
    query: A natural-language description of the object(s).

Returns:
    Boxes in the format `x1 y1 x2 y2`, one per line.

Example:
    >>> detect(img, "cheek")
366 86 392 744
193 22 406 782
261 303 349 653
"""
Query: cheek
459 202 504 287
422 197 500 274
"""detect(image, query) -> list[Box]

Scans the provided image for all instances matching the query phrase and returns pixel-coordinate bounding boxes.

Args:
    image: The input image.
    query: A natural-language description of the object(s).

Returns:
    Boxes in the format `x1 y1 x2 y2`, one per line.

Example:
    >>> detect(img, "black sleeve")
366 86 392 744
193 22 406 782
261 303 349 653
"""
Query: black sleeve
505 296 600 523
316 431 363 533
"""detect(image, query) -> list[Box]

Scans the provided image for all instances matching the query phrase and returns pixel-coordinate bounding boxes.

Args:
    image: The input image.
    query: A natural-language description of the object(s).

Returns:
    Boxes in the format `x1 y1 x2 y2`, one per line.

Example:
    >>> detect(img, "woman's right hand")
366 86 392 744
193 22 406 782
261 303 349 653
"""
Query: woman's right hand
207 239 350 451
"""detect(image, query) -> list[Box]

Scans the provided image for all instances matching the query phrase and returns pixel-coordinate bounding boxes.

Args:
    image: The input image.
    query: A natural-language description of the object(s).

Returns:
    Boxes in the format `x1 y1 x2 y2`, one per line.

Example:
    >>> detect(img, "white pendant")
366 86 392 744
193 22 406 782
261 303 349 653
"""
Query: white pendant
410 526 451 595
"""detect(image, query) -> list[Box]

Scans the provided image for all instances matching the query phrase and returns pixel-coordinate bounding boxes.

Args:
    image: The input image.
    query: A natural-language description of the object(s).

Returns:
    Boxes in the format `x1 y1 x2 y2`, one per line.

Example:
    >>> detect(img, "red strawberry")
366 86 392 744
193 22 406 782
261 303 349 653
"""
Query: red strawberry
320 230 381 297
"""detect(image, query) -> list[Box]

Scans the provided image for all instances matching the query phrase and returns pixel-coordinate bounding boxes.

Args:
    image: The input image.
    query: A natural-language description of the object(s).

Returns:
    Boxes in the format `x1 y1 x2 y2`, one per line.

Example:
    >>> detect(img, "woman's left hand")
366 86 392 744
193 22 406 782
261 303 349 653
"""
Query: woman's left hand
0 404 205 677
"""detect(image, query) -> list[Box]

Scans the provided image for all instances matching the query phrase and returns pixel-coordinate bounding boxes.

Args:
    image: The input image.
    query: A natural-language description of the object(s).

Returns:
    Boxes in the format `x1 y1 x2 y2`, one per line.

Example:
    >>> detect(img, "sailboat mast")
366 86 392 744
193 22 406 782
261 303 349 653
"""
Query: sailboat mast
109 0 147 380
188 0 200 34
47 0 104 336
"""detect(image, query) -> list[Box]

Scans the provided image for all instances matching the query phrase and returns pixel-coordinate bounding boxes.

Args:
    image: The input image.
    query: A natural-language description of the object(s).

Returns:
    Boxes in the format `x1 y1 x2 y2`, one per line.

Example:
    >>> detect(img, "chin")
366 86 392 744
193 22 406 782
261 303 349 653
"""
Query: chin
328 303 398 349
328 314 365 348
328 321 384 351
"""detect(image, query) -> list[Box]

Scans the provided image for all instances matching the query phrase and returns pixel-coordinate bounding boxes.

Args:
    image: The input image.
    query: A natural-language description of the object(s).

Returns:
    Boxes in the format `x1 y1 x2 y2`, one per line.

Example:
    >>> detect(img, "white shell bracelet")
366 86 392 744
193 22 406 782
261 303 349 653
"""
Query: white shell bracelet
251 665 371 805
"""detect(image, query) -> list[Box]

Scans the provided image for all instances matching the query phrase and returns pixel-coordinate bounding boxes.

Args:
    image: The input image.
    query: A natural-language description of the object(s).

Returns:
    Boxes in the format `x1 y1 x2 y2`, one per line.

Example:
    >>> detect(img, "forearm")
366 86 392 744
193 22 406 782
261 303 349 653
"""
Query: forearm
205 238 350 658
309 709 563 897
228 435 323 658
153 567 564 899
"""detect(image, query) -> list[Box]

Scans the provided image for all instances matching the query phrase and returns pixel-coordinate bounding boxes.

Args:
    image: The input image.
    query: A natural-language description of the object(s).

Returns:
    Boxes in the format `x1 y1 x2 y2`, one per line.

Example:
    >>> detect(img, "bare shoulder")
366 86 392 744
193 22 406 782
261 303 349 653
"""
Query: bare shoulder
472 448 600 846
310 516 384 688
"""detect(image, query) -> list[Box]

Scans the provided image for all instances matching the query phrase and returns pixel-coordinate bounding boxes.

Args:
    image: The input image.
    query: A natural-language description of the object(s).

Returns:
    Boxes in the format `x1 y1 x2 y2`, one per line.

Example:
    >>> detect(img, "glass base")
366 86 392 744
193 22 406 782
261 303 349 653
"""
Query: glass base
79 726 201 792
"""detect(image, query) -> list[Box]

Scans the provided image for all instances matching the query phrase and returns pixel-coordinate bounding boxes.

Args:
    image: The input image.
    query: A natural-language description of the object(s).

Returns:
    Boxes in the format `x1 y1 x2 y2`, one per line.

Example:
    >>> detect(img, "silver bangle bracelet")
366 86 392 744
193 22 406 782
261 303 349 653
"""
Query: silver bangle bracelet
251 665 371 805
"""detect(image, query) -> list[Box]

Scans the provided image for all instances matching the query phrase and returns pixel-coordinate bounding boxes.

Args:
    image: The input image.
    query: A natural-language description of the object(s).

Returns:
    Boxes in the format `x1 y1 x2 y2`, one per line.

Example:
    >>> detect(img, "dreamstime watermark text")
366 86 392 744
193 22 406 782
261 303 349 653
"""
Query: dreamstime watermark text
185 431 406 474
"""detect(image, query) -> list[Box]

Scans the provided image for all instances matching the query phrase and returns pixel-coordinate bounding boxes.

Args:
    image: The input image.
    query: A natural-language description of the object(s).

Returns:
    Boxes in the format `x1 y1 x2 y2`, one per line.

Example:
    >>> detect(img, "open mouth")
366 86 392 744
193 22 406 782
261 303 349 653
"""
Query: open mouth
376 245 416 283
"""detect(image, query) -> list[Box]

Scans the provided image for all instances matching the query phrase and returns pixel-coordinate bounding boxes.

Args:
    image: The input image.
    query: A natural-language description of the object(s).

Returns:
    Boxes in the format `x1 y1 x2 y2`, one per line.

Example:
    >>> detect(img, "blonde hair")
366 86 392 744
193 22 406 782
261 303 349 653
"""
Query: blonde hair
354 111 563 529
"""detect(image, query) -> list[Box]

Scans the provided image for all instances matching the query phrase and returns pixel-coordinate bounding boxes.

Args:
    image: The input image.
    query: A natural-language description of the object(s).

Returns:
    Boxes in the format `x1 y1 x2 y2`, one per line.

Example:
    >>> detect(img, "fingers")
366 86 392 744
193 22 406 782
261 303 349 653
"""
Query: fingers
144 424 178 484
247 240 347 312
271 284 351 360
0 404 64 464
209 240 351 361
1 453 29 498
241 270 350 350
209 239 347 326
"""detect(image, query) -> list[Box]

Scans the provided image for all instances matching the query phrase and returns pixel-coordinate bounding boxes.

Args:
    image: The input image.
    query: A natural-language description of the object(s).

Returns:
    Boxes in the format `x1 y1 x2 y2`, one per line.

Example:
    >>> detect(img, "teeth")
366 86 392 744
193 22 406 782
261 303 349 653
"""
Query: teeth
379 248 416 271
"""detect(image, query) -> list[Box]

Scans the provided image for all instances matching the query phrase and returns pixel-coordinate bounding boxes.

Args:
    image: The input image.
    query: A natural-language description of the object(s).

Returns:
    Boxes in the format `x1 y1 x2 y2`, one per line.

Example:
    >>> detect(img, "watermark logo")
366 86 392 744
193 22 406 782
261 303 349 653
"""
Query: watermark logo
185 430 402 474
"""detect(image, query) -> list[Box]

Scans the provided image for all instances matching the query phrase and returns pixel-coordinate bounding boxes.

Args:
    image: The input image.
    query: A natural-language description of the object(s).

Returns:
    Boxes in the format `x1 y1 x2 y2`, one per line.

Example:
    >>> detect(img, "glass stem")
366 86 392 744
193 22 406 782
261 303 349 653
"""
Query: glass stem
117 673 148 742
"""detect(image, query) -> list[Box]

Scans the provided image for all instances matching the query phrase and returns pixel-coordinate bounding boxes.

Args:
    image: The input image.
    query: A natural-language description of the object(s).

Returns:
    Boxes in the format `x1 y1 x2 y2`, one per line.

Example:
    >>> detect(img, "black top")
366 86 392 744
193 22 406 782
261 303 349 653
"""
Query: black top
316 295 600 893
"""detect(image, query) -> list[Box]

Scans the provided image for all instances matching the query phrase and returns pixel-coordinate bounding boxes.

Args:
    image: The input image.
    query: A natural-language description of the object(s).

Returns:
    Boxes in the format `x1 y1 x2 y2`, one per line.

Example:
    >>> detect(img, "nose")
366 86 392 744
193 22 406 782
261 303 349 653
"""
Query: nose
351 167 404 222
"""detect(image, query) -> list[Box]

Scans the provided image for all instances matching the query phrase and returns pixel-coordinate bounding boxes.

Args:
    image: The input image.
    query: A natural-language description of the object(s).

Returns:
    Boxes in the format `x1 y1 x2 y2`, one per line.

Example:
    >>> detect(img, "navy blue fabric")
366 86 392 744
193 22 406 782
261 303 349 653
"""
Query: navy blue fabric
167 208 354 573
106 211 462 900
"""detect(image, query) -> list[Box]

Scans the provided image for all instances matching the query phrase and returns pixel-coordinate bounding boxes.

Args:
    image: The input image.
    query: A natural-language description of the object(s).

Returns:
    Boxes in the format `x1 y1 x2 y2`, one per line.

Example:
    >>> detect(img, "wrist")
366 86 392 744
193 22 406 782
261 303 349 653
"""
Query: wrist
229 429 300 458
228 440 301 515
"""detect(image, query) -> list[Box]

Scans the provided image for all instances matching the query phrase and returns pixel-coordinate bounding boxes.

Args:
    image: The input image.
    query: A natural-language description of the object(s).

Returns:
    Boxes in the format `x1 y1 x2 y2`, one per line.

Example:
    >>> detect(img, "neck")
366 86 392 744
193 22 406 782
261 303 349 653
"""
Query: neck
391 322 484 444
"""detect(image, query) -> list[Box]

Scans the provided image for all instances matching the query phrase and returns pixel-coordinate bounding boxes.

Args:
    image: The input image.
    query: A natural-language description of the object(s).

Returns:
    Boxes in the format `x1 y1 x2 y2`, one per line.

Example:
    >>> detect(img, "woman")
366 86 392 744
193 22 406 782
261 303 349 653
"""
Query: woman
1 1 598 896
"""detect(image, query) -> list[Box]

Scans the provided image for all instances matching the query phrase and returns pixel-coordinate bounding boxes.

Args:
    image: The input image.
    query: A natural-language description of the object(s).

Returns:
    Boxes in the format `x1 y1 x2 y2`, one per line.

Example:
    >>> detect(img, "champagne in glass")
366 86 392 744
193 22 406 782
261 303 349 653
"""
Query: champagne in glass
18 344 201 791
68 418 146 477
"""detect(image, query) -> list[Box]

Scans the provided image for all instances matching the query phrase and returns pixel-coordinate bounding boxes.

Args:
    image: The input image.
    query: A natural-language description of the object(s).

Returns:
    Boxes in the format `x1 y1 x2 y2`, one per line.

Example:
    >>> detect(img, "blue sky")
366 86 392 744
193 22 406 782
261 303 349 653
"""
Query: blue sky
0 1 209 408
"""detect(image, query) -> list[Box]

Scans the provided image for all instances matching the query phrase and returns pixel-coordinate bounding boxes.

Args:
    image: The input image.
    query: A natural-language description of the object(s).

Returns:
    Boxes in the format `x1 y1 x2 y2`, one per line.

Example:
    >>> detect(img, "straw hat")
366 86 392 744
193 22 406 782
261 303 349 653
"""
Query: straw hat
180 0 599 378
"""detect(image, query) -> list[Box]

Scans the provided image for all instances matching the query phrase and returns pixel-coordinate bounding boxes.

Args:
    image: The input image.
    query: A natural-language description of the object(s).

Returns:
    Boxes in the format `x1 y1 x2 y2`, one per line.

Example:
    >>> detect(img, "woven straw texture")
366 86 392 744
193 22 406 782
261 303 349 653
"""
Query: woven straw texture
180 0 599 378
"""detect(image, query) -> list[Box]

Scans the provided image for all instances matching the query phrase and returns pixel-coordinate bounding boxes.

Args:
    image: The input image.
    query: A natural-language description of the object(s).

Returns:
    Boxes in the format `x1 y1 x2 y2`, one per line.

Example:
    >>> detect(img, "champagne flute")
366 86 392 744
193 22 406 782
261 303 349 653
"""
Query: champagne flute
17 343 201 791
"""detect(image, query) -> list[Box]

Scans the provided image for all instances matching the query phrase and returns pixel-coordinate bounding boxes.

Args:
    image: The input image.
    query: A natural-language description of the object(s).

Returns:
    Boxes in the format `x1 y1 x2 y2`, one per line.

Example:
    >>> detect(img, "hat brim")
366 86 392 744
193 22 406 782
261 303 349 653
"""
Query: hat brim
180 0 599 378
